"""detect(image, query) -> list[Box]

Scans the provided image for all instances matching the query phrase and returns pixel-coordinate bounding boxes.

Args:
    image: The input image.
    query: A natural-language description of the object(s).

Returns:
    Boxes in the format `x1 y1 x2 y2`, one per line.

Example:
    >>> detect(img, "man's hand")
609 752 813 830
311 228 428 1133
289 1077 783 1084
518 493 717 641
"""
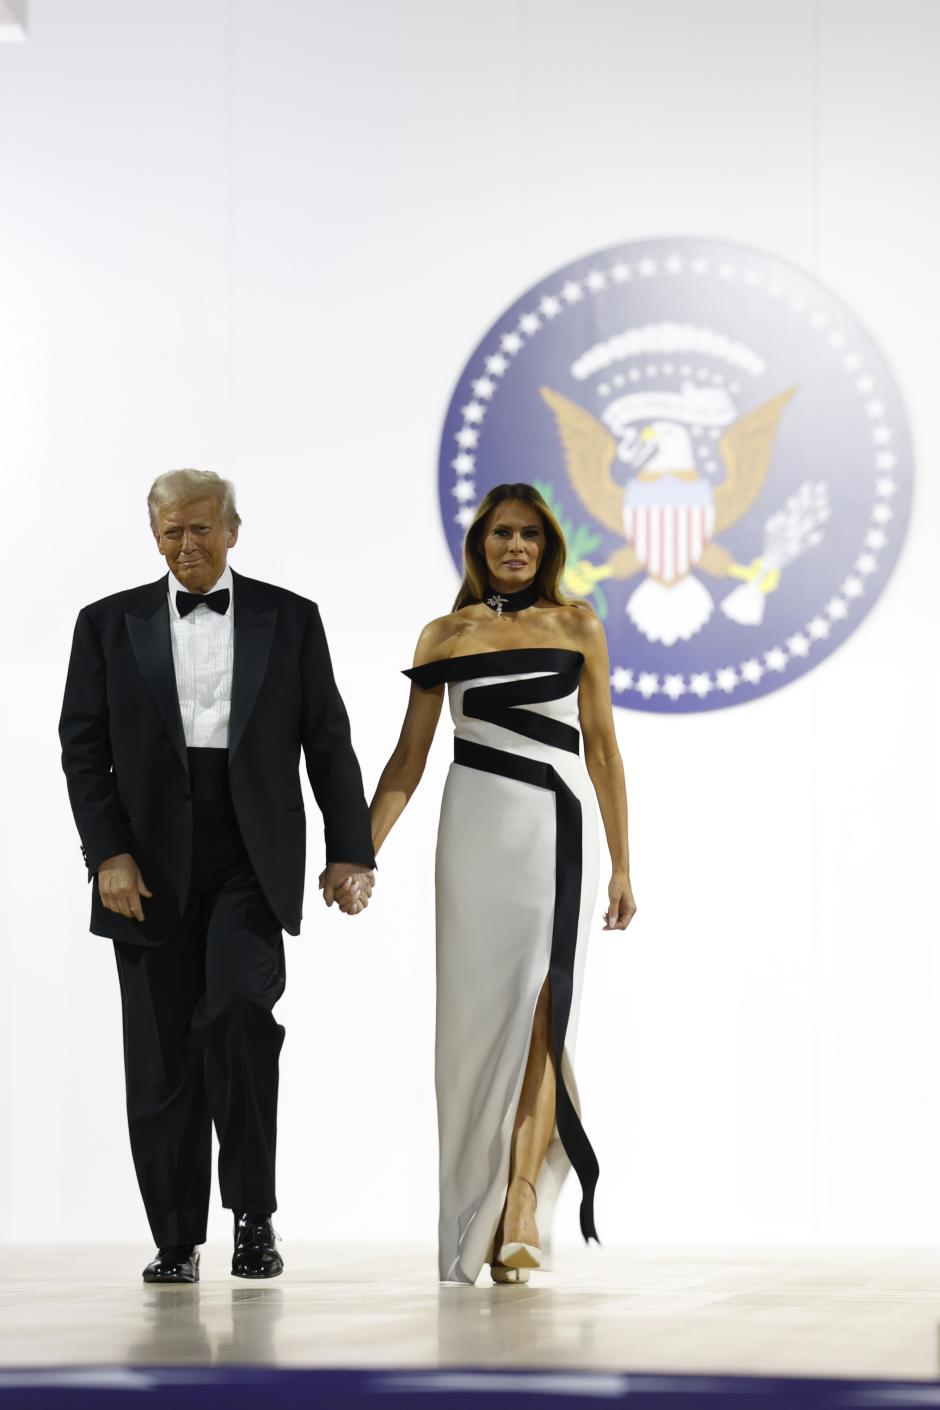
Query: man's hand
98 852 153 922
318 862 375 916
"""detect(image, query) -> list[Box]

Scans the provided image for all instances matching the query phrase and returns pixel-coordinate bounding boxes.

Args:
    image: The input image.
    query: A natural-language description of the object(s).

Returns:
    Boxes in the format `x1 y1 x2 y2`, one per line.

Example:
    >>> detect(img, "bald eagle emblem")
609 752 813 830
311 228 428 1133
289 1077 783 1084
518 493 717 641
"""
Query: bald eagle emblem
541 383 829 645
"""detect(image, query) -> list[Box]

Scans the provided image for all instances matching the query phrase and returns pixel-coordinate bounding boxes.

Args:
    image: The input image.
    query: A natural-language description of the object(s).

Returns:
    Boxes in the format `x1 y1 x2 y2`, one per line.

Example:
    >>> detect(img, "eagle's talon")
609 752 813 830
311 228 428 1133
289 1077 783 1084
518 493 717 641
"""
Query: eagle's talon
564 559 614 595
728 556 780 594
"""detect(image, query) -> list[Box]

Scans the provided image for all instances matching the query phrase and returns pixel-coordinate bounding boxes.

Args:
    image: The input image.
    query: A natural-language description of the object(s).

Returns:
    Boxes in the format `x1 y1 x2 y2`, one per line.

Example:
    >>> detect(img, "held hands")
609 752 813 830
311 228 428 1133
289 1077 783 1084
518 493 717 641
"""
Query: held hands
318 862 376 917
603 870 636 931
98 853 153 922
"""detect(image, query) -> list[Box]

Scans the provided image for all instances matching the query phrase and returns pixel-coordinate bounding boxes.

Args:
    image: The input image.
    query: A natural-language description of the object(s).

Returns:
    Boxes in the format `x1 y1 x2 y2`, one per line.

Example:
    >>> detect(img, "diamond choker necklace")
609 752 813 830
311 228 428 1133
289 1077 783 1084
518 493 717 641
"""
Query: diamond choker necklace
483 580 541 616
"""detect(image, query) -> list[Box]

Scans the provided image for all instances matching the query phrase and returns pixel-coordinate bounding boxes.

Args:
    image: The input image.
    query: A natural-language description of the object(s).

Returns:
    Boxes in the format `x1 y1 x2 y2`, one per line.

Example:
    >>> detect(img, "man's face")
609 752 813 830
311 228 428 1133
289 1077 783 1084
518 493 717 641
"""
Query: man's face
154 497 237 593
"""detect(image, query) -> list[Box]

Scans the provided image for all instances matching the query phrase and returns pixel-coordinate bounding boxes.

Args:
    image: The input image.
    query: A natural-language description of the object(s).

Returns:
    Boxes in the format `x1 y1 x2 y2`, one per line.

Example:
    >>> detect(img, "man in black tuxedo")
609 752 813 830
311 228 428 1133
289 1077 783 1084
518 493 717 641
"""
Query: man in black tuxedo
59 469 375 1283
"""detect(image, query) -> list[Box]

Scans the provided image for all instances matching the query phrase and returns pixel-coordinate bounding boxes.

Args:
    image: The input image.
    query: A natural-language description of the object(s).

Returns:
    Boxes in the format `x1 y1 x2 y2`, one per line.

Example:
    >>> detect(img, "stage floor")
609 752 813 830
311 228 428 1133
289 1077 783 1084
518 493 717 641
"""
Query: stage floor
2 1245 940 1382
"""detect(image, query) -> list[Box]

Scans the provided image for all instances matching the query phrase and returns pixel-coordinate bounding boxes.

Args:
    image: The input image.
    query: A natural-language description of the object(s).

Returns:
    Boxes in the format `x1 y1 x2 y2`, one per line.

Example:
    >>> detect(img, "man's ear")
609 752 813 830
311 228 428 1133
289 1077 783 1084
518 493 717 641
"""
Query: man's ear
152 530 165 558
227 526 239 549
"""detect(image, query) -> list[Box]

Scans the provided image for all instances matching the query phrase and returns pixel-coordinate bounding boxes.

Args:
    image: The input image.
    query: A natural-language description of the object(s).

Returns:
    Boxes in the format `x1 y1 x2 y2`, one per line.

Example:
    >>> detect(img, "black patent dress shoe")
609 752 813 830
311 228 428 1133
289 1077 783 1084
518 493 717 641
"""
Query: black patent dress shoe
142 1245 200 1283
232 1212 283 1279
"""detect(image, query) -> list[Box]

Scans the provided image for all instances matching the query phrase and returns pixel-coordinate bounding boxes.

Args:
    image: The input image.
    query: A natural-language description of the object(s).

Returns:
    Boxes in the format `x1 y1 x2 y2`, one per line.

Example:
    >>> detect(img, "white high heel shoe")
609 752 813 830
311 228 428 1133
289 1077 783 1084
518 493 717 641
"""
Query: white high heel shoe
490 1262 530 1284
496 1240 541 1270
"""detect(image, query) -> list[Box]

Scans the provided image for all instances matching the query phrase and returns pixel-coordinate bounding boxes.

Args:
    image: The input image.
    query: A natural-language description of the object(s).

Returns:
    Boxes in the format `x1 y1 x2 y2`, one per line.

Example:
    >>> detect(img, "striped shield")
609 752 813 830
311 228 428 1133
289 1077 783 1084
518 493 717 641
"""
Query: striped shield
622 494 716 585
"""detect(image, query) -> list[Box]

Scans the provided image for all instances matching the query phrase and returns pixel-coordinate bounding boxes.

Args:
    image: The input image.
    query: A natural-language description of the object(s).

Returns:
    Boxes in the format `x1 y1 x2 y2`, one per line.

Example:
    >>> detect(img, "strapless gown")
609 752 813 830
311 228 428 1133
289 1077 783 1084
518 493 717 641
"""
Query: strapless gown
403 648 600 1284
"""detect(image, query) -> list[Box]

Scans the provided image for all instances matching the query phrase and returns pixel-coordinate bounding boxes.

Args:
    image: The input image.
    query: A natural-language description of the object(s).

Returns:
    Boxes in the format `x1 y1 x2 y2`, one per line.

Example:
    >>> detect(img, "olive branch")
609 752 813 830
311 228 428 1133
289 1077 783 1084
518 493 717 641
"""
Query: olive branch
533 479 609 620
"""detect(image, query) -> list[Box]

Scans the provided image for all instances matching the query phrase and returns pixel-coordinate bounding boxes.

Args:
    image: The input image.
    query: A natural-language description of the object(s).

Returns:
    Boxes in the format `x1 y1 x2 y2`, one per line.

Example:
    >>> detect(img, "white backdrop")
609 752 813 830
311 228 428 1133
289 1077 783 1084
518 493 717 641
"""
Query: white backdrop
1 0 938 1251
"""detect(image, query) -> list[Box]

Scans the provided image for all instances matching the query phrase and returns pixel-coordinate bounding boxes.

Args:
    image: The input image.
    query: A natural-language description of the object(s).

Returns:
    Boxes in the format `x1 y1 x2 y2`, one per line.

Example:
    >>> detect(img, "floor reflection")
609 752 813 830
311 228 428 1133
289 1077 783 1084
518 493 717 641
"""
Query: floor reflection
126 1286 213 1365
216 1286 284 1364
436 1281 605 1366
124 1282 286 1365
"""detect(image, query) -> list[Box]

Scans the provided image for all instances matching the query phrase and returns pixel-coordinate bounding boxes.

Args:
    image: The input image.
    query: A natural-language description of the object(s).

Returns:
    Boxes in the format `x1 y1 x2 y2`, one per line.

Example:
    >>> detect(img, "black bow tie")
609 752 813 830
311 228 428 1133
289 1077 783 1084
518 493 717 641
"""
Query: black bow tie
176 588 230 618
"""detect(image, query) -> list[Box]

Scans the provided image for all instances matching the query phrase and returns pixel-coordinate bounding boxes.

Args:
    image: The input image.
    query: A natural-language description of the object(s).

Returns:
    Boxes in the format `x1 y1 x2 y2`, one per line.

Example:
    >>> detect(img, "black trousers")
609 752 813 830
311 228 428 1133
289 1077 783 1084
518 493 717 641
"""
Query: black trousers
114 749 286 1248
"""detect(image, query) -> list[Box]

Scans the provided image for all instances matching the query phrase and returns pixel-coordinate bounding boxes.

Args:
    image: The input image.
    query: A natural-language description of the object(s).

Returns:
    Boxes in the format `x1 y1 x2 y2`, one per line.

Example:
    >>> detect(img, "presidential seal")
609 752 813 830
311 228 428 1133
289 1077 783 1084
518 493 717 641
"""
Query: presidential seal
437 238 912 713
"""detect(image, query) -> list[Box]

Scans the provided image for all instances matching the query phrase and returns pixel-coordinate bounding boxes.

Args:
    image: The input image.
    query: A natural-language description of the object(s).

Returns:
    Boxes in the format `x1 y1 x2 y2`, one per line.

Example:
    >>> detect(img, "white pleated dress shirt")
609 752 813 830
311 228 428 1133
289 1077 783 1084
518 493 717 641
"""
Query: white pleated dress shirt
167 563 235 749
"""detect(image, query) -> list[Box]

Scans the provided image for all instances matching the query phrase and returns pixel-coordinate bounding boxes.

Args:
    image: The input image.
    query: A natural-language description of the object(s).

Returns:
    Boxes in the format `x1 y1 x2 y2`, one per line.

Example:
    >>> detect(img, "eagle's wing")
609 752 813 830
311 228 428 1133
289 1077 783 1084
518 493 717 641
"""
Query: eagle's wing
540 386 622 535
713 387 797 534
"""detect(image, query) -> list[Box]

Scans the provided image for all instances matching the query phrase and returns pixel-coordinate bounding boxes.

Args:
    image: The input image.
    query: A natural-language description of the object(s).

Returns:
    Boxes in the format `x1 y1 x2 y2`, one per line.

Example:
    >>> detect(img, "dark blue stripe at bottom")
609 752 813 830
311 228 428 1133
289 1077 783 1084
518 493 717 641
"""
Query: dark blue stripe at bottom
0 1366 934 1408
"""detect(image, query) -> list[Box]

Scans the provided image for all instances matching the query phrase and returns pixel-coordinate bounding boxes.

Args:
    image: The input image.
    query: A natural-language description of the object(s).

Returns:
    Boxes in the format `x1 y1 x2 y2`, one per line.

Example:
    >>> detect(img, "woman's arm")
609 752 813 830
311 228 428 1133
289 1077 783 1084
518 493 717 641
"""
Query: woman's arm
369 621 448 855
576 609 637 931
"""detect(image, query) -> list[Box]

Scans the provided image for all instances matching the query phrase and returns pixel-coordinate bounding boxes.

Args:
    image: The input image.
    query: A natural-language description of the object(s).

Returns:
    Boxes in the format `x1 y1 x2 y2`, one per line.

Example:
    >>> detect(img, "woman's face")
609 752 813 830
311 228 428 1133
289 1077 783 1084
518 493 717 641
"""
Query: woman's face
481 499 545 593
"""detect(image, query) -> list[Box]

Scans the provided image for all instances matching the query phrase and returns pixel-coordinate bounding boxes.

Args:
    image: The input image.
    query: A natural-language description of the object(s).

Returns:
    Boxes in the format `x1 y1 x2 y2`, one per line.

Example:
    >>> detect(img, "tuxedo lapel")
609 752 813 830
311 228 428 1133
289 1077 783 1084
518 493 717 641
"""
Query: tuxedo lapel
230 572 276 761
125 584 188 773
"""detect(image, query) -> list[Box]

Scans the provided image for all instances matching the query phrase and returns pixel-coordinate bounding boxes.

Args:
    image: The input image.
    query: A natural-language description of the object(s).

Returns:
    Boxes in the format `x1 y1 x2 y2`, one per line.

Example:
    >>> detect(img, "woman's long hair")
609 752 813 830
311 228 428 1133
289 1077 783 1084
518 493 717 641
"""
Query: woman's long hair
452 483 572 612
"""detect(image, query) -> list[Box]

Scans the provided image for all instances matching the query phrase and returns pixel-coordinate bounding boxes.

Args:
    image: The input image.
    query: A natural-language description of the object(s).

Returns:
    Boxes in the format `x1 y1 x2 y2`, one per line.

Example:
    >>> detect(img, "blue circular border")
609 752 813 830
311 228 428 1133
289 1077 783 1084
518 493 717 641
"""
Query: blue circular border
437 237 913 714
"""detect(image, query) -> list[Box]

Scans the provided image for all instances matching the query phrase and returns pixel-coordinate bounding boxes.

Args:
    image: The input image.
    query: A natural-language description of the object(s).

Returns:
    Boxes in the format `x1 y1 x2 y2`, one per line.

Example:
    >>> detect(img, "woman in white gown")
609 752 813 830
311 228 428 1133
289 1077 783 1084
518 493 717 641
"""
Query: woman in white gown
369 484 635 1285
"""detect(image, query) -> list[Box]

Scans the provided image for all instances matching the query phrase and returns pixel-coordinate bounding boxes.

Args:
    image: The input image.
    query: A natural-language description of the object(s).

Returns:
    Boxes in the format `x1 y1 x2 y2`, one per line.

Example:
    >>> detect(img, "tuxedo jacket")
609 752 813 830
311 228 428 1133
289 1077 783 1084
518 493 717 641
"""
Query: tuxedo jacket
59 570 375 944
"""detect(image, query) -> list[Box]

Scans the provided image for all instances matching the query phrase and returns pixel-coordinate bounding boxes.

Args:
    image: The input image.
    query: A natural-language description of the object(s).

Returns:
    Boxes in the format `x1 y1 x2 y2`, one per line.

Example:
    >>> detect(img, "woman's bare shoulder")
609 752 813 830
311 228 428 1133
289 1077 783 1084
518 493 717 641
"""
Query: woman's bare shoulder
412 608 480 666
552 601 609 662
556 599 602 637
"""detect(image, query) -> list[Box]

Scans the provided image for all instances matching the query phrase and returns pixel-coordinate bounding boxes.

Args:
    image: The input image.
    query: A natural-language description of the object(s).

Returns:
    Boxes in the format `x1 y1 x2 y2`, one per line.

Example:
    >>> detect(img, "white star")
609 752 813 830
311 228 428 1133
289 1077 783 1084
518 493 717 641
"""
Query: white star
718 262 735 280
610 667 633 692
613 374 625 387
825 597 848 620
611 262 631 282
451 480 476 502
844 352 862 370
452 453 475 474
740 658 764 684
665 254 684 274
764 647 788 672
455 505 476 528
638 258 657 277
663 674 687 699
637 672 659 698
872 425 892 444
691 257 708 275
786 633 810 657
809 310 828 330
876 452 897 470
662 362 675 375
562 281 582 303
501 331 524 354
871 503 893 524
743 270 761 287
627 368 641 382
645 364 658 377
716 667 738 692
456 427 479 449
827 329 846 348
690 673 712 697
461 402 485 423
876 477 897 497
866 400 885 418
472 377 496 400
540 295 562 318
518 312 541 335
585 270 607 291
808 616 830 639
865 529 887 549
768 282 784 299
854 552 877 574
842 576 864 598
485 353 508 375
856 375 875 394
598 383 610 397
